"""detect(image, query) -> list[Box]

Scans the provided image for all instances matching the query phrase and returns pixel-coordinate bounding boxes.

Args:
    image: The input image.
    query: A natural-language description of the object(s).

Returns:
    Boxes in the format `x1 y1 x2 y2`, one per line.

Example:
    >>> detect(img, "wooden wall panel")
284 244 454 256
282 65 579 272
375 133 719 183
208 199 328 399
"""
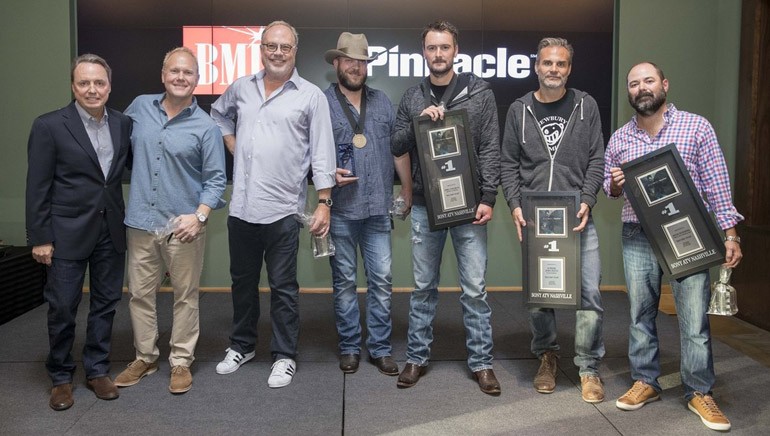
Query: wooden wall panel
733 0 770 330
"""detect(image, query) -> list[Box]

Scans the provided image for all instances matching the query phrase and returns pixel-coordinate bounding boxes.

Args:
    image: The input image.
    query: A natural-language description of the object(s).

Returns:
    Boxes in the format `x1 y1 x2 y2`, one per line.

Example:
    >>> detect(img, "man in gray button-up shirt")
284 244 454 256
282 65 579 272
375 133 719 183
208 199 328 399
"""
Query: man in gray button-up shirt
210 20 336 388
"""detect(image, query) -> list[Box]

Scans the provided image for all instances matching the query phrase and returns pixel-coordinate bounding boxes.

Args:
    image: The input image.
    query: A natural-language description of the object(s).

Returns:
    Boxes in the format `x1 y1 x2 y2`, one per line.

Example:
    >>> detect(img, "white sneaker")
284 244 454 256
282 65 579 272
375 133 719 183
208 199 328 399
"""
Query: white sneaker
268 358 296 388
215 348 255 375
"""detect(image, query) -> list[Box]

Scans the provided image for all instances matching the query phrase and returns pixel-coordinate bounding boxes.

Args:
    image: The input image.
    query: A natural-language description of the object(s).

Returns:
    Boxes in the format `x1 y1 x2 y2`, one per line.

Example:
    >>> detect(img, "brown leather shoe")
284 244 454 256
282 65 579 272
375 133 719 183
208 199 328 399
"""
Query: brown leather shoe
339 354 360 373
87 376 119 400
397 363 426 388
474 369 501 396
534 351 558 393
581 375 605 403
49 383 74 411
370 356 399 376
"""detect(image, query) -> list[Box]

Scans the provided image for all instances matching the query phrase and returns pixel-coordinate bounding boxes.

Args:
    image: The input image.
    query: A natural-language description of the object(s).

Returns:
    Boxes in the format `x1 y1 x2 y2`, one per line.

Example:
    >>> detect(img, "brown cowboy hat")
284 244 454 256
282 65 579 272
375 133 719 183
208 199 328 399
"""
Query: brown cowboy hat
324 32 376 64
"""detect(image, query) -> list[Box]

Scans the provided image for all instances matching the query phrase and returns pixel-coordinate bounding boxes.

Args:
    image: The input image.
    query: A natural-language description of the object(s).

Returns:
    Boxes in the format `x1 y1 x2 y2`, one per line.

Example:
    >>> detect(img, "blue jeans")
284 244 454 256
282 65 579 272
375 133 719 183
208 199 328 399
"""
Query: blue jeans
529 219 604 376
329 214 393 358
622 223 714 400
405 205 493 372
227 215 300 360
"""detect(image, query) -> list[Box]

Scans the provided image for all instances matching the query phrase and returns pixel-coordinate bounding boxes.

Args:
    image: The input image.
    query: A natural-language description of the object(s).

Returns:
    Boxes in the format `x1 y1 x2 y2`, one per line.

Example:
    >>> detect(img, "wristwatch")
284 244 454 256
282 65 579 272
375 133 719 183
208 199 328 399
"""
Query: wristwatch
319 198 333 207
195 211 208 224
725 235 740 244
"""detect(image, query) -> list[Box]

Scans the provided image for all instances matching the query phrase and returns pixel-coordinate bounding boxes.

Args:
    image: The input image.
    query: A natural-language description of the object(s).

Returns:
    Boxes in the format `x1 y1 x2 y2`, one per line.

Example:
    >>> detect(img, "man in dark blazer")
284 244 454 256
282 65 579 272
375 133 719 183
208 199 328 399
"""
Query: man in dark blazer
25 54 132 411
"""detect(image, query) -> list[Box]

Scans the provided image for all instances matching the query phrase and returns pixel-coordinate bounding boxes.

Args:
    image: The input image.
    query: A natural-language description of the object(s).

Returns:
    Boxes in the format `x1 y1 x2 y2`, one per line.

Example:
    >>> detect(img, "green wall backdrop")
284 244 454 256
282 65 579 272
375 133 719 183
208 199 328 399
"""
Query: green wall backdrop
0 0 741 290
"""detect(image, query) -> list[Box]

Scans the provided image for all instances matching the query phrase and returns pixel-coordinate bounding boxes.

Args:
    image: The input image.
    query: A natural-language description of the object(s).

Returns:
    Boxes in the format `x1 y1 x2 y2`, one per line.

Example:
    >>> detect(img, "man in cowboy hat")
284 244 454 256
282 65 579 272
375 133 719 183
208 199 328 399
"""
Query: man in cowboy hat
323 32 412 375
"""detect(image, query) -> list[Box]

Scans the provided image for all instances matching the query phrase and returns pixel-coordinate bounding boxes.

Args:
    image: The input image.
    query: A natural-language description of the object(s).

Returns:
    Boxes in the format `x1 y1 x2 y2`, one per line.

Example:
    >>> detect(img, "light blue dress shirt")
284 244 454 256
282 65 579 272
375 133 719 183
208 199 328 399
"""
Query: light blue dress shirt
124 93 226 232
211 68 336 224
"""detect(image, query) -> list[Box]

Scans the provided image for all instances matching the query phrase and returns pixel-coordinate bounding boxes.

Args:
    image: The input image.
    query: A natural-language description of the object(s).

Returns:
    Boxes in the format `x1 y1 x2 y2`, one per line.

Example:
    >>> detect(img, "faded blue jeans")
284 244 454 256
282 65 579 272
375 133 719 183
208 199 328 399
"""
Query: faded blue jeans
622 223 714 400
530 218 605 376
405 205 493 372
329 214 393 358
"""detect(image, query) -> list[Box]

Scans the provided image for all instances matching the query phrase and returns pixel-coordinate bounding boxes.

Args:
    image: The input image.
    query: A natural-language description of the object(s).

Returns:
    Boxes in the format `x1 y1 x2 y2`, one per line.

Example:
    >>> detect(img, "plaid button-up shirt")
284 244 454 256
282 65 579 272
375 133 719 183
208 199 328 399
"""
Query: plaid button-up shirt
603 104 743 230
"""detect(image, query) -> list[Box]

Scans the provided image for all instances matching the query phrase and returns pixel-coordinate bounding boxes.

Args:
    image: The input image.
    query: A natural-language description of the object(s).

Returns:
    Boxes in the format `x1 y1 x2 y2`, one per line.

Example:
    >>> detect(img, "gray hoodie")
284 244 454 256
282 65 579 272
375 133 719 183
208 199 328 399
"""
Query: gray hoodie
500 89 604 211
392 73 500 207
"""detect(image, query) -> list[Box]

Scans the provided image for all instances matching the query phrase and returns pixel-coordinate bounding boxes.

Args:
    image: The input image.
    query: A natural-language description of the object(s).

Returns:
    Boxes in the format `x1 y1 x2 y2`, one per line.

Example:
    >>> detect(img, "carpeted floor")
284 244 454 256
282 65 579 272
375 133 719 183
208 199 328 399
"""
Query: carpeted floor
1 291 768 435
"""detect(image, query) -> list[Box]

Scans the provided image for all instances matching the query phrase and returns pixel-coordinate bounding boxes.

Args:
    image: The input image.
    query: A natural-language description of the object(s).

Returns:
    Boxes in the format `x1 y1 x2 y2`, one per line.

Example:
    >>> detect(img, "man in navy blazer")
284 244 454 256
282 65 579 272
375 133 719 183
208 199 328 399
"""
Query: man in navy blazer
25 54 132 411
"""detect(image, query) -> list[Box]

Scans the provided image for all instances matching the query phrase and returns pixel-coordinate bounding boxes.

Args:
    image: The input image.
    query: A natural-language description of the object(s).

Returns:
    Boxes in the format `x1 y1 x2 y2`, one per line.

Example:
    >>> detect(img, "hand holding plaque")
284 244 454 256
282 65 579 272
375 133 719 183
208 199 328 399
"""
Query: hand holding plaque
621 144 725 278
412 109 480 231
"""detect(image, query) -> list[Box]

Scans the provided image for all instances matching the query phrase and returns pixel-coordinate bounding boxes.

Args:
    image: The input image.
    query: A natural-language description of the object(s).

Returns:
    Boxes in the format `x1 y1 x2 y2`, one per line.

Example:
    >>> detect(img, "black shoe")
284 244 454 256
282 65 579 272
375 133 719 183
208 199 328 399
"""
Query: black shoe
339 354 360 373
370 356 399 376
397 363 426 388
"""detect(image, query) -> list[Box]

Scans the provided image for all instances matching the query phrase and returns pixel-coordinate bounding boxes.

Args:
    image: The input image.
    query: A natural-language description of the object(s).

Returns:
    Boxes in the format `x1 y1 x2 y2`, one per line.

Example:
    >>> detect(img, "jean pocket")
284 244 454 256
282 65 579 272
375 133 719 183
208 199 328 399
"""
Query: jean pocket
622 223 642 239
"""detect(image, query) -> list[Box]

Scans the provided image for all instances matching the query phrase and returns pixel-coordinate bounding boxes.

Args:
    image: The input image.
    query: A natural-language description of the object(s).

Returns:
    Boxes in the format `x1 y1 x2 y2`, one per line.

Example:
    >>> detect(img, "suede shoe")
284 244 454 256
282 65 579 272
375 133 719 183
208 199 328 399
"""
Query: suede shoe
115 359 159 387
49 383 74 411
397 363 426 388
169 365 192 394
688 391 731 431
339 354 360 373
370 356 399 376
473 369 501 396
533 351 558 393
580 375 604 403
616 380 660 411
87 376 119 400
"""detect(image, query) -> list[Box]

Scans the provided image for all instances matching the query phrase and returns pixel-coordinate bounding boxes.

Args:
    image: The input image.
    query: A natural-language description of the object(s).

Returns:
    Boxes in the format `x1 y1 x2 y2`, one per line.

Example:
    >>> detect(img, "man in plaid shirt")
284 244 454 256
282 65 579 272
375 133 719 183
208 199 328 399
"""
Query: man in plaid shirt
604 62 743 431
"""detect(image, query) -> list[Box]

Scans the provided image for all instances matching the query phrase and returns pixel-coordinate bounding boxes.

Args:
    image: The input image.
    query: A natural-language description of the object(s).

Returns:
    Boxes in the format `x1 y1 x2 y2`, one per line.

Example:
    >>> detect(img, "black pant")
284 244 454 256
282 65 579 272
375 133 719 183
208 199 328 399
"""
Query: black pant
45 217 124 385
227 215 300 360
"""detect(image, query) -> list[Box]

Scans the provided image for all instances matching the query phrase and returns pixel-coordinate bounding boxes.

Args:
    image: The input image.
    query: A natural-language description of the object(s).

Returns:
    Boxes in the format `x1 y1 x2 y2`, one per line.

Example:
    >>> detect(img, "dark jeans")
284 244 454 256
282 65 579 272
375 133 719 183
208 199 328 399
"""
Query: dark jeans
227 215 300 360
45 217 125 385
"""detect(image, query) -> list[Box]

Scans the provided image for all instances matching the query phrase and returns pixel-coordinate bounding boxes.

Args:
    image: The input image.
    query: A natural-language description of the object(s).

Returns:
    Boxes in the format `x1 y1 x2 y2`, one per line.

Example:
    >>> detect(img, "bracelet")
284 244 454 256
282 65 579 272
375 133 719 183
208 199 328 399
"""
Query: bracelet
725 235 741 244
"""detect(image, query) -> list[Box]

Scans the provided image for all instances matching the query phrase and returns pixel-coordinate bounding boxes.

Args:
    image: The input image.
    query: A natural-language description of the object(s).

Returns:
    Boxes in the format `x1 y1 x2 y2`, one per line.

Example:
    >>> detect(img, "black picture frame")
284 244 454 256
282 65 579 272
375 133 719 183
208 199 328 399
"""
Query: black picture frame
413 109 480 231
521 191 582 309
621 143 726 278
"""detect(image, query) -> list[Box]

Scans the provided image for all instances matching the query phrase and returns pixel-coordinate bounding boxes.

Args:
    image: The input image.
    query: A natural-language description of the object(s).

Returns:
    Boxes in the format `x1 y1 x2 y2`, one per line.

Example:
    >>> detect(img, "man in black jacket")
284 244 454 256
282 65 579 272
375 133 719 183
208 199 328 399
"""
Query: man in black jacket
26 54 132 411
391 20 501 395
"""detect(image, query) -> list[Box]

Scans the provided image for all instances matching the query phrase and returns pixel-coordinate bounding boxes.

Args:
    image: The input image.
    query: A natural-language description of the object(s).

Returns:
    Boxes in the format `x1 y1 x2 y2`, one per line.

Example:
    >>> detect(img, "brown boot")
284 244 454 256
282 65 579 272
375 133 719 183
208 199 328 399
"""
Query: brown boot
49 383 74 411
533 351 558 393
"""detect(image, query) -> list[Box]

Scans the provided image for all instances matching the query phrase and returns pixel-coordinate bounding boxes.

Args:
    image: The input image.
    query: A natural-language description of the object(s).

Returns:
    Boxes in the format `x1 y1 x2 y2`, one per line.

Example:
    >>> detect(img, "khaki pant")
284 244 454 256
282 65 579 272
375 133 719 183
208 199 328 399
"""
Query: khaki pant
126 227 205 367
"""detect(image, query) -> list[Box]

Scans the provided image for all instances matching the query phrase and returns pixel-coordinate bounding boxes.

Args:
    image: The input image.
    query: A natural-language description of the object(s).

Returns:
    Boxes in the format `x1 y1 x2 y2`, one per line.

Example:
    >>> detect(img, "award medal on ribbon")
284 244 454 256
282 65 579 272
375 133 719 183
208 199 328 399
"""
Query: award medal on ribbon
335 84 368 149
352 133 367 148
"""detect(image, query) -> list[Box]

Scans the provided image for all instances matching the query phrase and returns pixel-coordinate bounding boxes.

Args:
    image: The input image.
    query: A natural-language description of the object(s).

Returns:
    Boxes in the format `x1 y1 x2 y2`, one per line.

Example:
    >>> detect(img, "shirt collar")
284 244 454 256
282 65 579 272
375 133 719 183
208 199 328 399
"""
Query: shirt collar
254 68 300 90
74 101 108 125
631 102 676 129
153 93 198 117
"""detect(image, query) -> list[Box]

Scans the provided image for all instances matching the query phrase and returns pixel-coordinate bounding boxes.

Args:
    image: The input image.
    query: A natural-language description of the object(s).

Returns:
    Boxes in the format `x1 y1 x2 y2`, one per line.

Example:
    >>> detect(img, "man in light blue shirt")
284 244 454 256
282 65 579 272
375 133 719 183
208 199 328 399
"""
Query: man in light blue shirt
210 20 336 388
323 32 412 376
116 47 226 395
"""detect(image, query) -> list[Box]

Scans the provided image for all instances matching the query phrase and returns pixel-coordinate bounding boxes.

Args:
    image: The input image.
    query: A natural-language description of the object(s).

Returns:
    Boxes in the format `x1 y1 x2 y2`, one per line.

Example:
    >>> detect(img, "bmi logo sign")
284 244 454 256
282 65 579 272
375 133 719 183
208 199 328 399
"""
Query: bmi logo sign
183 26 266 95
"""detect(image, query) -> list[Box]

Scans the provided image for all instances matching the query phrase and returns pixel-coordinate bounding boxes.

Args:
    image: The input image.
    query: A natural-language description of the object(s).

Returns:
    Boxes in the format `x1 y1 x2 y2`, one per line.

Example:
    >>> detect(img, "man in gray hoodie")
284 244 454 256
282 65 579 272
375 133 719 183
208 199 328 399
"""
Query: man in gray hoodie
391 20 501 395
500 37 606 403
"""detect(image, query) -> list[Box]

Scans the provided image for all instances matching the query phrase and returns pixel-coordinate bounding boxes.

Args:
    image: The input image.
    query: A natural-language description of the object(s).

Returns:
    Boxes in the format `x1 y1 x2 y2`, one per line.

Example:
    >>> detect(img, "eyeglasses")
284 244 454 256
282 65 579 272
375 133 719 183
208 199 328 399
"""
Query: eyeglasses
261 43 295 54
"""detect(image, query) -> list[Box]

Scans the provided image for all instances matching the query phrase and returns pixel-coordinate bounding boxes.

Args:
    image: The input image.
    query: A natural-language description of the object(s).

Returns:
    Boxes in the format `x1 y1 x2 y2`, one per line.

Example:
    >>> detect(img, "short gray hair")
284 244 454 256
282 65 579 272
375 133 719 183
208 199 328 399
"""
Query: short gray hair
536 37 574 64
263 20 299 46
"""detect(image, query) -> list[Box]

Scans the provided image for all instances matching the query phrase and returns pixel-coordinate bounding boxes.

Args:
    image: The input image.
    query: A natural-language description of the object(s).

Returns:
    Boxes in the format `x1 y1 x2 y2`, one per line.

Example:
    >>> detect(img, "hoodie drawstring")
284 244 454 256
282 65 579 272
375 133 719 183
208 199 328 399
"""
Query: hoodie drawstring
521 102 526 144
580 97 584 120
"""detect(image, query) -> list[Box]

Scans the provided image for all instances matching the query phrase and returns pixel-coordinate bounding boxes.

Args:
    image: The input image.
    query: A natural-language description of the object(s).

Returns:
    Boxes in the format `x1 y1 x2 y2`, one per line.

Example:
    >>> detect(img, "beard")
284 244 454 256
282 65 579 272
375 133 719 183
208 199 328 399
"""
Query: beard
630 89 667 116
428 58 453 77
337 68 366 92
537 73 566 90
